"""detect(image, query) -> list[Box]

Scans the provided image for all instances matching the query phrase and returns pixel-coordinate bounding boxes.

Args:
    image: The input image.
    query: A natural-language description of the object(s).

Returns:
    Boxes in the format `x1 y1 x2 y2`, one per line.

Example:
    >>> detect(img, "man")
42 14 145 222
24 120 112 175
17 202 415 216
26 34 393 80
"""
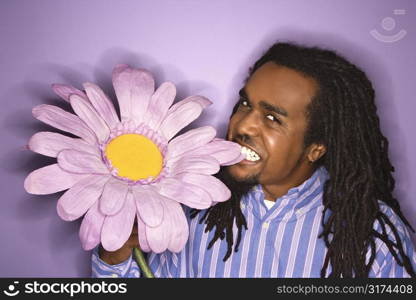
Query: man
92 42 416 277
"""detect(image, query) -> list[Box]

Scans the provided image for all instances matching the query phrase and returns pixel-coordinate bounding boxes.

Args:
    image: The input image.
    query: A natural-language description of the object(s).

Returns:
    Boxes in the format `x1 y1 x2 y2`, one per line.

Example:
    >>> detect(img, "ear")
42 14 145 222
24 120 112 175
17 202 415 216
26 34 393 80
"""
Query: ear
306 143 326 163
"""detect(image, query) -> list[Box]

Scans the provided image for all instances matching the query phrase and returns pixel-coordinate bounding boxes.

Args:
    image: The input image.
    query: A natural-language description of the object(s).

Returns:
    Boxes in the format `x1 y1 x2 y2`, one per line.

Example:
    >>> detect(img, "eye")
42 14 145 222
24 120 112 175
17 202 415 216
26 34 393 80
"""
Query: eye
266 114 281 124
238 98 250 109
240 99 249 107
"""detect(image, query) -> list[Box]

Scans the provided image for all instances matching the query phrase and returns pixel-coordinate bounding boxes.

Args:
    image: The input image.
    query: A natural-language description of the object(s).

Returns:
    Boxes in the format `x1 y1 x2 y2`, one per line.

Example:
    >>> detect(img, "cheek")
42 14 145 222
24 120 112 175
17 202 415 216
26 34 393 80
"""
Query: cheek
263 136 288 170
263 129 288 157
262 130 305 170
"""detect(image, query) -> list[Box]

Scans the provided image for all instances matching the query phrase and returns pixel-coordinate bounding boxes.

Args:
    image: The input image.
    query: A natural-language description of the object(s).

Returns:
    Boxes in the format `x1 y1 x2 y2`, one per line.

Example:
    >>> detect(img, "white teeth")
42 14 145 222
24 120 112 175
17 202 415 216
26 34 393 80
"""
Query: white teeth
241 146 260 162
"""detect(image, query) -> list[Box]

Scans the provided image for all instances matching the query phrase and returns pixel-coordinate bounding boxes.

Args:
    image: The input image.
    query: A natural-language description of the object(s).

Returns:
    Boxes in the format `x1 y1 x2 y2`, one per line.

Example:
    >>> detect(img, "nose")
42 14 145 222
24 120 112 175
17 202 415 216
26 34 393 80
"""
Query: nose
235 110 260 138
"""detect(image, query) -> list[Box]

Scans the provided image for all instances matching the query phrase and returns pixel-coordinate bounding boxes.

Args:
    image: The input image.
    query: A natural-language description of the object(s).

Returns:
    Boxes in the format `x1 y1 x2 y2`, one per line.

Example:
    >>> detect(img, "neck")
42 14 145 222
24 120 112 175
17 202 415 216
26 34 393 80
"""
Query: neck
261 165 316 201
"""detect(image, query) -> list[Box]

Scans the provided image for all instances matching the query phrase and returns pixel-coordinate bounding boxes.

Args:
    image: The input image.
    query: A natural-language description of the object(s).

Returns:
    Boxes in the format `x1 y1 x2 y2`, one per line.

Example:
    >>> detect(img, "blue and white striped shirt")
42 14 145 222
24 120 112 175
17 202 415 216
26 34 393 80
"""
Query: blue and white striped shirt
92 167 416 277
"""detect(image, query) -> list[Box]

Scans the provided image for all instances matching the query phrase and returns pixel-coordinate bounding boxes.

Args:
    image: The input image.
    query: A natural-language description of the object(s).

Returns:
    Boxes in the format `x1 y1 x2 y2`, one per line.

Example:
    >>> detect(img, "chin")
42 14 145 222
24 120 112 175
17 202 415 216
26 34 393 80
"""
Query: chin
227 164 259 184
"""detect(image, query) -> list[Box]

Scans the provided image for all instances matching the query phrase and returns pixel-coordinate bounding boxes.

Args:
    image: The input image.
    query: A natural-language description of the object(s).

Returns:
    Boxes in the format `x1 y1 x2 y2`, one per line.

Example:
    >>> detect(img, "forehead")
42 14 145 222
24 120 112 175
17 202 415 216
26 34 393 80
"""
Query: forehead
245 62 318 116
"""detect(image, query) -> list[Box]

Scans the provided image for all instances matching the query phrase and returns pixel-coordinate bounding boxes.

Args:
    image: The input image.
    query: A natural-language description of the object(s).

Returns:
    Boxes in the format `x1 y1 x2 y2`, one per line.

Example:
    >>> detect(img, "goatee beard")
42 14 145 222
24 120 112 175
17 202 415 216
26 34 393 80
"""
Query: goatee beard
215 166 259 199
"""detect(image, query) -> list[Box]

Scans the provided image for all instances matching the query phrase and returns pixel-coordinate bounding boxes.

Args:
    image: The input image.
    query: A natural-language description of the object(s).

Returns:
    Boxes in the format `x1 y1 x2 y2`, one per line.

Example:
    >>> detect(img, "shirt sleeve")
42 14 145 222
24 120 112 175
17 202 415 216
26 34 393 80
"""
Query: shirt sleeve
91 246 141 278
91 245 183 278
368 204 416 278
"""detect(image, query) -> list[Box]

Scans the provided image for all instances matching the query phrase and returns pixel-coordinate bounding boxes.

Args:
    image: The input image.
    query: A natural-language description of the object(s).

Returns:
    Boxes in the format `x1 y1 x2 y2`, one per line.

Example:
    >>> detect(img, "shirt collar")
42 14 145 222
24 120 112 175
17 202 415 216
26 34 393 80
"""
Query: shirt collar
242 166 329 221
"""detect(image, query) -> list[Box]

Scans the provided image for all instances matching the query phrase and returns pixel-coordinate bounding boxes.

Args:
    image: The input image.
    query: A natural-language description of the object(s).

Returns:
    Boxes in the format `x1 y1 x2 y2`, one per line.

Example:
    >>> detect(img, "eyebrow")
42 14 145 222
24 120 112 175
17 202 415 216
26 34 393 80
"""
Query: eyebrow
239 88 288 117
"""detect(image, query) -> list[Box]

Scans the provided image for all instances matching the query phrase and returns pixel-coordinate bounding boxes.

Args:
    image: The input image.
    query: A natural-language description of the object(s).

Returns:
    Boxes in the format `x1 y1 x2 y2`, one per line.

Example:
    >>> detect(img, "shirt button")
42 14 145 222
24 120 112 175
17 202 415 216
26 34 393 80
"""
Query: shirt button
262 221 270 229
111 274 118 278
241 203 246 209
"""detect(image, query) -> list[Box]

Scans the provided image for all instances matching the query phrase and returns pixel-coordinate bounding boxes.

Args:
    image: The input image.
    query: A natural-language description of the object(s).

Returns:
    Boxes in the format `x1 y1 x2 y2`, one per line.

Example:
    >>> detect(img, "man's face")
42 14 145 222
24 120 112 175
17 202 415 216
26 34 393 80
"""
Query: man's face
226 62 318 198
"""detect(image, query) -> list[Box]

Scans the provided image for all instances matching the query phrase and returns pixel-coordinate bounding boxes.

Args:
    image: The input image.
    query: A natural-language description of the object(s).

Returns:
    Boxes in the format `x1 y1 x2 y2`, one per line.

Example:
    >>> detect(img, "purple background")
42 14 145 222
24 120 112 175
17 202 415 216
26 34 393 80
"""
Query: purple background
0 0 415 277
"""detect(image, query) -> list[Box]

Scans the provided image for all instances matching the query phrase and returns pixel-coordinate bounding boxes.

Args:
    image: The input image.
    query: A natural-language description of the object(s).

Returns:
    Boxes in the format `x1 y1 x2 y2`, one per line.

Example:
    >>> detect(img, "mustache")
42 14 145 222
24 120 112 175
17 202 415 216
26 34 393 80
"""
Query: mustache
231 133 257 149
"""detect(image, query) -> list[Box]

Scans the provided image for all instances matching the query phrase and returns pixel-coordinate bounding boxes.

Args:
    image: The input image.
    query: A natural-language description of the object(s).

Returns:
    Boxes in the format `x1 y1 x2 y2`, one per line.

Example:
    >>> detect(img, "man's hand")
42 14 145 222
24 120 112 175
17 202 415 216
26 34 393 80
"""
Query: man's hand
99 221 139 265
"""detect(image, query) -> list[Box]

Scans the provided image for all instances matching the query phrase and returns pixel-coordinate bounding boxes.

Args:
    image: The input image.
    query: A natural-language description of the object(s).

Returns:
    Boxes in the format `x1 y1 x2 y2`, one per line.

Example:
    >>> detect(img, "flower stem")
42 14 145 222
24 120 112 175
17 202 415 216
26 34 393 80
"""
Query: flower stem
133 247 155 278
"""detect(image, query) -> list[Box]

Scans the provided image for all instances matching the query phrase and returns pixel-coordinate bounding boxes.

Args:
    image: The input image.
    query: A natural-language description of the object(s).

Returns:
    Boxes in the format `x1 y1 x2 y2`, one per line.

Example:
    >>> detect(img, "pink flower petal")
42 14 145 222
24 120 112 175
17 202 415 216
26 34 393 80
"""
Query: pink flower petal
69 94 110 143
112 64 155 123
164 199 189 252
157 177 212 209
221 152 246 166
136 214 151 252
79 201 105 251
186 139 244 165
24 164 87 195
166 126 216 160
136 192 188 252
132 186 164 228
159 100 204 141
51 84 88 102
101 191 136 252
99 178 128 216
28 131 99 158
167 155 220 176
177 173 231 203
169 95 212 111
57 175 109 221
32 104 97 144
145 213 170 254
144 81 176 130
83 82 120 129
57 149 109 174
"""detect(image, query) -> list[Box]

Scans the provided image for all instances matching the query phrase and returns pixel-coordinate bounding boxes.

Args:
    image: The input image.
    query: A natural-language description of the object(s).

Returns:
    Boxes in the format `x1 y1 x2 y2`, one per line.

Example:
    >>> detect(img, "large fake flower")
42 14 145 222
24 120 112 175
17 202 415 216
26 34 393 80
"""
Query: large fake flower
24 64 243 253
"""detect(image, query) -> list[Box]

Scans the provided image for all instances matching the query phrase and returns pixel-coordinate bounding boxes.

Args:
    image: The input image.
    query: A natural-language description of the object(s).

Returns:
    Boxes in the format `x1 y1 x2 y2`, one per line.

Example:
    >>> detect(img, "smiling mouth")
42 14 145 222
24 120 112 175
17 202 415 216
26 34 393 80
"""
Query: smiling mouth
240 146 261 162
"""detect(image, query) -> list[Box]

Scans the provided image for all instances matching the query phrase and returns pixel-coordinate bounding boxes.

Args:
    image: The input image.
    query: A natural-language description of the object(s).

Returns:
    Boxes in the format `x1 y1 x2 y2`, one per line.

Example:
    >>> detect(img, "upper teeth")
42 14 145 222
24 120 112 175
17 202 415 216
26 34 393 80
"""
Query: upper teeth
241 146 260 162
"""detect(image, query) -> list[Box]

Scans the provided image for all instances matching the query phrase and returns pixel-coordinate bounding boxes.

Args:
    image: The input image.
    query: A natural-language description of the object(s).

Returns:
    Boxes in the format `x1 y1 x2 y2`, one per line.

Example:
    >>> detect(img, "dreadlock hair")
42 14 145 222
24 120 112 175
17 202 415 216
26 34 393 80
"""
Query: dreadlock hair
191 41 416 278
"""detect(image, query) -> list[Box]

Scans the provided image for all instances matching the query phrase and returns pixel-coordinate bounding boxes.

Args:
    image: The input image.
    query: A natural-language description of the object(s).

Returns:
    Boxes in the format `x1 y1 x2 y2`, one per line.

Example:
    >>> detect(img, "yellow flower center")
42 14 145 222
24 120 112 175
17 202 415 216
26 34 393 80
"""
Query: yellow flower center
105 134 163 181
